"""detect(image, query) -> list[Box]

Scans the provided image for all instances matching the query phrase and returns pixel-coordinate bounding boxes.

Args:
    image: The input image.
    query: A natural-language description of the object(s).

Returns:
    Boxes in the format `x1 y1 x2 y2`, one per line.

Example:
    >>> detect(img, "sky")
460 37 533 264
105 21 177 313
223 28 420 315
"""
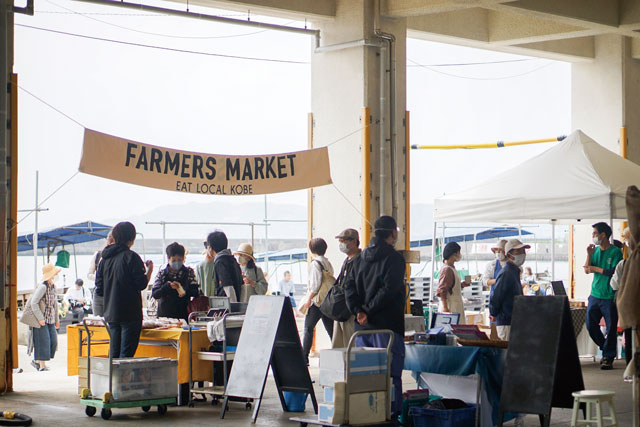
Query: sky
13 0 571 240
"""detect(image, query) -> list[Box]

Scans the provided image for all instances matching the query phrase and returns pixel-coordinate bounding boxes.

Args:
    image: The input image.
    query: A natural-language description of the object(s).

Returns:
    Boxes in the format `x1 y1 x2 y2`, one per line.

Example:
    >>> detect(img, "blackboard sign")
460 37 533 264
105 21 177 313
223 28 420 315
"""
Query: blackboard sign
498 296 584 427
222 296 317 423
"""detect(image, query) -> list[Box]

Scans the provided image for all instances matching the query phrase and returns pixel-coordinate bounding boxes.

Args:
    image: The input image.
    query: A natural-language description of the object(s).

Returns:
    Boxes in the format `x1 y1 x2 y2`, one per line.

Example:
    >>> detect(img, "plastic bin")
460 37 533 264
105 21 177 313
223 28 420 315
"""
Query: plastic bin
409 404 476 427
399 395 441 426
90 357 177 402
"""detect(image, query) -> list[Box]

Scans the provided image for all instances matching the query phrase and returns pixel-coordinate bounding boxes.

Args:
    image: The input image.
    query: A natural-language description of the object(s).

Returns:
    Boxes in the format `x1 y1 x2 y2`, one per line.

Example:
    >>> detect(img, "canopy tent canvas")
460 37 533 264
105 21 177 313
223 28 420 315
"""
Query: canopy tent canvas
430 130 639 308
434 130 640 224
18 221 112 252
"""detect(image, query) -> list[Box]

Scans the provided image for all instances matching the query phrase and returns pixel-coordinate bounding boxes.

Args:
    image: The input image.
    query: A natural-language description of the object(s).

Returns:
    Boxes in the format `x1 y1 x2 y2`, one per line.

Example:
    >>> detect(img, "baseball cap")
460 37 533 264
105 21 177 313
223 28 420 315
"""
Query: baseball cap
336 228 359 241
373 216 398 232
491 239 508 251
505 239 531 254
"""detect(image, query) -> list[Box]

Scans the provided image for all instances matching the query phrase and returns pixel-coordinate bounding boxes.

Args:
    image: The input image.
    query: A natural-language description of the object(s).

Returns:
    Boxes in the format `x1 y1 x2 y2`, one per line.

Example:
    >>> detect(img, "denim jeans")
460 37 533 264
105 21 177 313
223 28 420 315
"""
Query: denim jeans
586 295 618 359
108 320 142 358
356 332 405 416
302 304 334 363
33 323 57 361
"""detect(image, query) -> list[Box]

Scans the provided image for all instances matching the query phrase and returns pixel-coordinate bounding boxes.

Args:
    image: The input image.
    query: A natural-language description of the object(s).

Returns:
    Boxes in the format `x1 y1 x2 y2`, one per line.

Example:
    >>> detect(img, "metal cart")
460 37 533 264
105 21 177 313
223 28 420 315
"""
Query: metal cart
290 329 395 427
187 311 249 408
79 319 177 420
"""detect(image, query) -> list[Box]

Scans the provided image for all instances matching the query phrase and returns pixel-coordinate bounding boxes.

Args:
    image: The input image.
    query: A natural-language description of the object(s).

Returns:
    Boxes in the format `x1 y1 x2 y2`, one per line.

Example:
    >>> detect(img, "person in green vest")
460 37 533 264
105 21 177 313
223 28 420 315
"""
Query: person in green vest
584 222 623 370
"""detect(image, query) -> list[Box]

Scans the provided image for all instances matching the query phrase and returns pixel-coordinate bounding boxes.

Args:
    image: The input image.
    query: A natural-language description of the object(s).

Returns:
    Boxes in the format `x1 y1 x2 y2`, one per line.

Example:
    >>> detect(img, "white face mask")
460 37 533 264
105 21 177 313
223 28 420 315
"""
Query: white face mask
592 237 602 246
496 252 506 261
339 242 349 254
510 254 526 267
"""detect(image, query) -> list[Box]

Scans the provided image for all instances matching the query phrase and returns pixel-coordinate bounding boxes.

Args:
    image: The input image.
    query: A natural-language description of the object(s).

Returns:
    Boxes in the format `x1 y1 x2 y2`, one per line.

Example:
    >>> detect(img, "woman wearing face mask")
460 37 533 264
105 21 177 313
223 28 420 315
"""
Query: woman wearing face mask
436 242 470 324
234 243 268 303
29 264 61 371
152 242 200 321
482 240 507 291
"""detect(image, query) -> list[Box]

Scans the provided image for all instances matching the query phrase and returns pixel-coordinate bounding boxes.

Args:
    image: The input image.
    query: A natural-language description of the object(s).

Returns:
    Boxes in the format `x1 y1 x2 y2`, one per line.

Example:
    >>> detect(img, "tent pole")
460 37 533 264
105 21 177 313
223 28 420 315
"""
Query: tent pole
474 233 478 275
534 233 538 275
551 221 556 280
429 221 437 328
161 221 166 264
609 193 614 244
33 170 38 289
73 244 78 281
465 236 470 274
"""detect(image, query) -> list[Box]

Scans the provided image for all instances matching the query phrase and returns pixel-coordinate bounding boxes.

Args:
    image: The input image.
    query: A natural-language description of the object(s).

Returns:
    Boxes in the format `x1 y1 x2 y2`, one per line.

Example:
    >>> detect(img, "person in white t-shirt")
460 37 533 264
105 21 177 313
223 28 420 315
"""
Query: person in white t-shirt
64 279 91 323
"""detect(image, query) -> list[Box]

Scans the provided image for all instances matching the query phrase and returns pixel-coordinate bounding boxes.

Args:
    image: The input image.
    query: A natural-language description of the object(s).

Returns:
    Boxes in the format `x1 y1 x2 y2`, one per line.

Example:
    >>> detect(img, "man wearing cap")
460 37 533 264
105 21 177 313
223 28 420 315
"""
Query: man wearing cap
482 239 508 291
331 228 362 348
345 216 406 418
489 239 529 340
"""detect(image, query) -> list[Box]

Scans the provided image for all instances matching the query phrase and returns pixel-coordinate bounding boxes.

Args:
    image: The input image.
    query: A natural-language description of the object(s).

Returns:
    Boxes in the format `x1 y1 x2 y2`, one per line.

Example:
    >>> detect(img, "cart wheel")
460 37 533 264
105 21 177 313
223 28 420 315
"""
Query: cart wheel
211 397 218 406
85 406 96 417
141 406 151 413
100 408 112 420
157 405 167 416
245 402 252 410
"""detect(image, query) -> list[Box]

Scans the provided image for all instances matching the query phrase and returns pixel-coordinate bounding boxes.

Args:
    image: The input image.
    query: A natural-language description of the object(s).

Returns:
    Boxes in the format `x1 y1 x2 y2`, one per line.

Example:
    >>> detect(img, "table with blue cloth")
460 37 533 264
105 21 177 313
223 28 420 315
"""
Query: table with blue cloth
404 344 516 427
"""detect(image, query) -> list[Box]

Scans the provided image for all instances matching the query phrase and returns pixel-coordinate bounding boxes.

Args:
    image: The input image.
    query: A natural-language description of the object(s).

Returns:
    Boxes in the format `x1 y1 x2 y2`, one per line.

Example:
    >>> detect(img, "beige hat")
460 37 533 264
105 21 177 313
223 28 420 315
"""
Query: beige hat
335 228 359 241
505 239 531 254
41 263 61 283
234 243 255 261
491 239 508 251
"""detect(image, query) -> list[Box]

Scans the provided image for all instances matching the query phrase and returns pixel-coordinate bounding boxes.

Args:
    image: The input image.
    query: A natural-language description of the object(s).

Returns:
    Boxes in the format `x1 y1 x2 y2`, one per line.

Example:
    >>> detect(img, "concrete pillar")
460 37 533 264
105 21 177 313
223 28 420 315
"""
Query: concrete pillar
310 0 407 262
571 34 640 299
308 0 406 351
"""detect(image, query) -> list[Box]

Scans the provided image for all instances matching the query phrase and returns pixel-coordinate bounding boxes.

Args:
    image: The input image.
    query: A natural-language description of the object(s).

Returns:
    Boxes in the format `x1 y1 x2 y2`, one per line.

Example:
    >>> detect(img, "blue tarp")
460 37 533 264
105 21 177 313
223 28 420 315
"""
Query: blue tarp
410 226 532 248
255 248 307 262
18 221 112 252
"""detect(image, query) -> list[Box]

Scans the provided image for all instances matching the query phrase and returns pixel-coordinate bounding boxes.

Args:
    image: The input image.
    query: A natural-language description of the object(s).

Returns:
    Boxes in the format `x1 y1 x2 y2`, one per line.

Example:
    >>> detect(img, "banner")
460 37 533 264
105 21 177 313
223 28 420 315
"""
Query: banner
79 129 332 195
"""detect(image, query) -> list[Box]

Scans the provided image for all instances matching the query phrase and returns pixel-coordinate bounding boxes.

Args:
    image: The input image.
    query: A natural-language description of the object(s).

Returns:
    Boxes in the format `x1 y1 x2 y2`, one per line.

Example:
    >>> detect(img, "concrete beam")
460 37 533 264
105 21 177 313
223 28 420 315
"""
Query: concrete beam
620 0 640 30
167 0 336 20
488 9 596 45
514 36 595 62
383 0 507 18
407 8 490 43
632 37 640 59
501 0 619 29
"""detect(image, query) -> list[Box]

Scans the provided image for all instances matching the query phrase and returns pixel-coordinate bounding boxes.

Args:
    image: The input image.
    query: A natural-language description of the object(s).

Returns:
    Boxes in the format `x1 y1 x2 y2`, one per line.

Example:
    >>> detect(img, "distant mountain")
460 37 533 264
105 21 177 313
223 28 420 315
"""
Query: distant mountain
100 200 307 239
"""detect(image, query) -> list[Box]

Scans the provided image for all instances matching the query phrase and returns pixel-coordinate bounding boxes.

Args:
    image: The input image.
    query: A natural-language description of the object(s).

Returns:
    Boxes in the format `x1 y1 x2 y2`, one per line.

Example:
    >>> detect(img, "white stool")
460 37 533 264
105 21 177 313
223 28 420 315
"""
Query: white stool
571 390 618 427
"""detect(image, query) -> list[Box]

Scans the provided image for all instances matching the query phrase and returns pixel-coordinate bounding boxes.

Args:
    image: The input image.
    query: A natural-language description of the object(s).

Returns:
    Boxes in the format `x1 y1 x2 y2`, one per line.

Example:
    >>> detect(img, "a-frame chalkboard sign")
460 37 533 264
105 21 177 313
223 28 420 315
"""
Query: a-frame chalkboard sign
498 296 584 427
221 295 318 423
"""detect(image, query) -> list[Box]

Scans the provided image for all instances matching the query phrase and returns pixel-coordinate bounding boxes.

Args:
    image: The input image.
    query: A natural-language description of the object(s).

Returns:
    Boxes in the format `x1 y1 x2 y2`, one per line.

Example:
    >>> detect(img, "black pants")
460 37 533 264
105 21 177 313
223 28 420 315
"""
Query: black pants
302 304 333 363
625 328 633 365
108 319 142 358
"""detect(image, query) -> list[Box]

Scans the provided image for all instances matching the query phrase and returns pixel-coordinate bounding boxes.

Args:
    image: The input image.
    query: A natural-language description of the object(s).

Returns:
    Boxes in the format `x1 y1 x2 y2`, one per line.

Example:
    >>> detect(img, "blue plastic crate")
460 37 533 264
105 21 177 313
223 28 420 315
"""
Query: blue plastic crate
410 404 476 427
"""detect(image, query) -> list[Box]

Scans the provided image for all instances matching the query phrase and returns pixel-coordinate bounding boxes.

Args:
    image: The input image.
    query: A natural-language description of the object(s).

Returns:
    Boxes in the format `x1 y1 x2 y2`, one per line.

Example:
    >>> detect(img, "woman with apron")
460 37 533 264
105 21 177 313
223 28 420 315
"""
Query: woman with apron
436 242 470 324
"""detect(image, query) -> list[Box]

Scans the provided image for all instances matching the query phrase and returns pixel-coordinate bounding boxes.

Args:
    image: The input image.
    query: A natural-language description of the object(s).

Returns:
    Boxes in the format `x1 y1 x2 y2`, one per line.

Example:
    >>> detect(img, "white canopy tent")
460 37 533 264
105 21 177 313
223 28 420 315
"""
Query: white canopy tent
430 130 640 309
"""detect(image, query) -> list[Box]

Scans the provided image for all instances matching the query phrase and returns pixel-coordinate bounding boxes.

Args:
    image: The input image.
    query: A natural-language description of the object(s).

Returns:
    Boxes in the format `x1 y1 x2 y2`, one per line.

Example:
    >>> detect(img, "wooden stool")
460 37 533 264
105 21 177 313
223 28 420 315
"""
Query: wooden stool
571 390 618 427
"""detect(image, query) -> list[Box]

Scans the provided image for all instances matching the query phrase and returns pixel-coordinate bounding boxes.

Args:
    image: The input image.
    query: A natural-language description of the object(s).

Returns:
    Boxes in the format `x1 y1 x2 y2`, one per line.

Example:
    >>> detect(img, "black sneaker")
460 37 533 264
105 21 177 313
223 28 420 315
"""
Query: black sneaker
601 358 614 370
30 360 39 371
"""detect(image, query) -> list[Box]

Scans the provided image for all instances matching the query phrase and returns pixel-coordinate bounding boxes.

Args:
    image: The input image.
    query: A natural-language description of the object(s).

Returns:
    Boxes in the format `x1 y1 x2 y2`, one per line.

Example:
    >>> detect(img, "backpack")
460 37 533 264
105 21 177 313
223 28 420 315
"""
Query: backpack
311 260 336 307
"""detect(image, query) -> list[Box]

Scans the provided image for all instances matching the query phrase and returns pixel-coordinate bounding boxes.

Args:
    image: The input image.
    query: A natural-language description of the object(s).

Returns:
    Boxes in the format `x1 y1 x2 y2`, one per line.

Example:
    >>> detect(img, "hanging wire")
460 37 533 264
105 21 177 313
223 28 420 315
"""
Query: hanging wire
408 58 555 81
15 24 309 64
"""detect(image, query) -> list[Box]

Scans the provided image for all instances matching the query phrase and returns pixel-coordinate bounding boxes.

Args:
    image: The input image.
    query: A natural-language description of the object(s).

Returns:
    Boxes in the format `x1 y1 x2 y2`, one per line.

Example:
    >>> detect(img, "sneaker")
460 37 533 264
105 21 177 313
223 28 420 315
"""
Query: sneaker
601 358 614 370
30 360 39 371
624 376 633 383
39 366 50 371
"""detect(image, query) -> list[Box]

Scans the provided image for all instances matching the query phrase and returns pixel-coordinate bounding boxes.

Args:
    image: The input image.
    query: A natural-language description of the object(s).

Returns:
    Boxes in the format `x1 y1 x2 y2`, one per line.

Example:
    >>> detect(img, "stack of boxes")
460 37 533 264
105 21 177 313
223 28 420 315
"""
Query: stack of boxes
317 347 389 425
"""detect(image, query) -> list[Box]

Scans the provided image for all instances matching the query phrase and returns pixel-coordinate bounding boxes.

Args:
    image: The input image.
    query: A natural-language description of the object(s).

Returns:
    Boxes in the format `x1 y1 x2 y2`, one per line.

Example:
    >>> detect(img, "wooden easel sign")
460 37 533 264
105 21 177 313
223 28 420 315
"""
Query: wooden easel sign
222 296 318 423
498 296 584 427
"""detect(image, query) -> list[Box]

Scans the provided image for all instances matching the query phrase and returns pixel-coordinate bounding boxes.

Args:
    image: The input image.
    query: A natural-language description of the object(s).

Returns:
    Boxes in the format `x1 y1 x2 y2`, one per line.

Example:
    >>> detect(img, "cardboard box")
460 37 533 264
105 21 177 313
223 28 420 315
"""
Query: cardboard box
319 348 387 386
318 391 387 425
323 382 345 403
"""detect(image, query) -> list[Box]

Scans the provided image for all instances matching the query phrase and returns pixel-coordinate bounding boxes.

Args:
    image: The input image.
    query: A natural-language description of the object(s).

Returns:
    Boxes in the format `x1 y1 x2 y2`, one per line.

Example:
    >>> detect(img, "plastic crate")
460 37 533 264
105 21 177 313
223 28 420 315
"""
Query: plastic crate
399 395 441 426
409 404 476 427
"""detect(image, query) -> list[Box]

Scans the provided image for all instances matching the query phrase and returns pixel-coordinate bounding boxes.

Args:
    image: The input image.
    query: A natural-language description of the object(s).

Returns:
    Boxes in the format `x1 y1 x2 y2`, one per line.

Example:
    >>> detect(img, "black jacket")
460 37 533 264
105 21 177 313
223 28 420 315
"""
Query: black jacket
345 237 406 335
489 262 523 326
95 243 149 323
214 250 243 300
151 265 200 320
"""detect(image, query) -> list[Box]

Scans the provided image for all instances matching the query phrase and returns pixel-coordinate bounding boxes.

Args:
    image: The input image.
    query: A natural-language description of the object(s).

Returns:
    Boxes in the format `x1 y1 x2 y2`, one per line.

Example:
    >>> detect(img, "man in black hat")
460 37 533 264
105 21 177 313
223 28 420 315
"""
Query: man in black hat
345 215 406 418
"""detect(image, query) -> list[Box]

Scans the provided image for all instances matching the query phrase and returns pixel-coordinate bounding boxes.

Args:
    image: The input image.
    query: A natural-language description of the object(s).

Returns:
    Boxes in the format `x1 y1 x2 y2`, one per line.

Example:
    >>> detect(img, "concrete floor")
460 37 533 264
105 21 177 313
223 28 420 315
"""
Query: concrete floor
4 334 634 426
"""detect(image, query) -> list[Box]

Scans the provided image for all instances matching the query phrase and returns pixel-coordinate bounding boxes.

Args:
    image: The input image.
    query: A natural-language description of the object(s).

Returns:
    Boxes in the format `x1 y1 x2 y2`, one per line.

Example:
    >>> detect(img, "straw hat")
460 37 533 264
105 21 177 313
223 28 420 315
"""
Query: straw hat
234 243 255 261
41 263 61 283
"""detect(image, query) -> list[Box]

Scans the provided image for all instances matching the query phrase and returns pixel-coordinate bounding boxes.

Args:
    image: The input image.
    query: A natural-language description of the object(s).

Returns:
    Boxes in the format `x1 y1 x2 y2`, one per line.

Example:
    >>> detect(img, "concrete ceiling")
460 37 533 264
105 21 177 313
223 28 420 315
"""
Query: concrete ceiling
178 0 640 62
